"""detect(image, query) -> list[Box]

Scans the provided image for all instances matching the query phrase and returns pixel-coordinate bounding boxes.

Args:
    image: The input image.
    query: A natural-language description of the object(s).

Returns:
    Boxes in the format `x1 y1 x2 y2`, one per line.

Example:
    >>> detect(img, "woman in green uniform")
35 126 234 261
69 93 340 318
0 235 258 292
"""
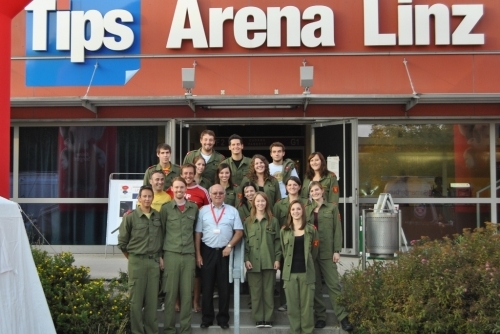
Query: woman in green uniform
306 181 353 332
215 163 240 207
281 200 319 334
241 154 281 205
244 192 281 328
193 155 212 190
237 181 257 222
301 152 340 204
273 176 309 311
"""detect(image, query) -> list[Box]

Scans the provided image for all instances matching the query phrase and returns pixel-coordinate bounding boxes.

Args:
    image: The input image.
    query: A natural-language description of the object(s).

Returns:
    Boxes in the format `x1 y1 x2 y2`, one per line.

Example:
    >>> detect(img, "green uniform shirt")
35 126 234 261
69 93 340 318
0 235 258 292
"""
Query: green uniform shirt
305 202 342 260
280 224 319 284
224 183 241 207
143 163 181 190
273 197 309 227
301 172 340 204
237 202 251 223
117 208 163 255
183 148 225 184
240 176 282 205
160 200 199 254
244 216 281 271
221 156 252 186
197 177 212 190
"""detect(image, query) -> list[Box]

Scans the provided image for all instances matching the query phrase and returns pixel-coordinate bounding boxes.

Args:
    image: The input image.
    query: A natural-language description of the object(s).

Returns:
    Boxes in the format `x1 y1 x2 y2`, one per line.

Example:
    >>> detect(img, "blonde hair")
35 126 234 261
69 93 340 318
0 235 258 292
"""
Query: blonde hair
248 192 273 228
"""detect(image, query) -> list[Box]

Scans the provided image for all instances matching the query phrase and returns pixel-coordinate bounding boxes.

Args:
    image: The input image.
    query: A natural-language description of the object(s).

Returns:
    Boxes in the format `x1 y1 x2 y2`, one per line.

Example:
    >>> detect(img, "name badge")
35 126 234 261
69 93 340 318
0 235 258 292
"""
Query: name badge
213 229 221 234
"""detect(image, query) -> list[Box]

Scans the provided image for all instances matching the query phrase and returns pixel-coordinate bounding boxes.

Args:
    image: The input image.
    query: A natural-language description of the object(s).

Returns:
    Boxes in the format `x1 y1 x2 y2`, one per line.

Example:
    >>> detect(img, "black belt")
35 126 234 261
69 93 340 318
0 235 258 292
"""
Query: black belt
131 253 159 259
203 243 225 251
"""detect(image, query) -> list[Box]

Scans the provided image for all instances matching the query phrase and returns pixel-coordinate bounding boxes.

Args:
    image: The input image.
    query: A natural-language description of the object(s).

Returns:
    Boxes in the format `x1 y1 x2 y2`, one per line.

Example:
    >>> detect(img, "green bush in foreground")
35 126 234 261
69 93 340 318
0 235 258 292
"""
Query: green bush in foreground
339 223 500 334
32 249 130 334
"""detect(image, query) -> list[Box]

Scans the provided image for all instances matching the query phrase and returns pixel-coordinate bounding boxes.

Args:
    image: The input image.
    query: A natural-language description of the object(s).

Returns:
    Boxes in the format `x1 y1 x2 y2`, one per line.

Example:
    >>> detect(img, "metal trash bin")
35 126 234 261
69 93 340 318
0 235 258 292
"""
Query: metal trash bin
365 211 399 258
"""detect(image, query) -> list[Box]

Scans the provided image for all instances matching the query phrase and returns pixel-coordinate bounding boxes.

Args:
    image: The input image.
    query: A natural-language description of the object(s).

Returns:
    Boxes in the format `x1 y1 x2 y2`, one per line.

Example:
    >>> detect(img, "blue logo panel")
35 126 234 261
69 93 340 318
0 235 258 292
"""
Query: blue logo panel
25 0 141 87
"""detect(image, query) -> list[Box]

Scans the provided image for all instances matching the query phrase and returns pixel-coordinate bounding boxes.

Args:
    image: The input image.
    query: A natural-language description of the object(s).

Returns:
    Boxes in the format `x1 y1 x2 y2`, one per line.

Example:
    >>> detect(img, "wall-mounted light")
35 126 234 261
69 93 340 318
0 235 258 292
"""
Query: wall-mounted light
182 61 196 96
300 59 313 95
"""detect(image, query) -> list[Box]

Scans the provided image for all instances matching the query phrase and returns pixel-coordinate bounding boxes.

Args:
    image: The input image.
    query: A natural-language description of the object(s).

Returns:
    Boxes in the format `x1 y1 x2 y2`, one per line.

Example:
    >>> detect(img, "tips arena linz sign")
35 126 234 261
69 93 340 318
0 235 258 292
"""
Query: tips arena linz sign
25 0 141 87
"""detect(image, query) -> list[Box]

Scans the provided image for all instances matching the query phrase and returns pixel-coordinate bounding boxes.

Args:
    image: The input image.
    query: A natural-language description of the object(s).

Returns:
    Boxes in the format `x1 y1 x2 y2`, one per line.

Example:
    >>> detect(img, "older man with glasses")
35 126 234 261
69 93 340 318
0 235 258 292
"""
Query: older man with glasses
195 184 243 330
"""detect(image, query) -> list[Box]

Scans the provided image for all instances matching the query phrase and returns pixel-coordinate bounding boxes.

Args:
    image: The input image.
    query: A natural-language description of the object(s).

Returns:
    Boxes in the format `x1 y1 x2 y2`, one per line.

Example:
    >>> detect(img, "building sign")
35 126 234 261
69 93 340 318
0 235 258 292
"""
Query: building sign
24 0 485 87
364 0 484 46
25 0 141 86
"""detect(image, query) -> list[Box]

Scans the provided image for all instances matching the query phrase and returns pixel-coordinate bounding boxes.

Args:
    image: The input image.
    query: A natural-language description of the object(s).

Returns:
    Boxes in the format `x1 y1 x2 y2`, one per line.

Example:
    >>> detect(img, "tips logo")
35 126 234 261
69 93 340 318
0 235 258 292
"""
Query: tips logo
25 0 141 86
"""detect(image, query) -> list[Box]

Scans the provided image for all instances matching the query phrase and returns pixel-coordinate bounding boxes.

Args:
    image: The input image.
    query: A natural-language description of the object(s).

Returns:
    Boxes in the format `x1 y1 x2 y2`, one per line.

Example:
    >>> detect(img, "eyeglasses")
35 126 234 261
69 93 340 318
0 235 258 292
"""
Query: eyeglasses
211 192 225 195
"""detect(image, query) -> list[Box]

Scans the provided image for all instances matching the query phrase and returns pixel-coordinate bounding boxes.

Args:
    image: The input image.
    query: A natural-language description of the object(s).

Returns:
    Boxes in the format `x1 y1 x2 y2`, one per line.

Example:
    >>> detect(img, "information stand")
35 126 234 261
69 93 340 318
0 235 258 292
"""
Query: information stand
105 173 144 256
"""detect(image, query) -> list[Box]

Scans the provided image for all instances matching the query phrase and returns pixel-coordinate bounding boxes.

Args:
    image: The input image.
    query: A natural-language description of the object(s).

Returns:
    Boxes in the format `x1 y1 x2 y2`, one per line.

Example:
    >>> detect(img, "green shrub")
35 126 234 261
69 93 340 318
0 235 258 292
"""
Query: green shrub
339 224 500 334
32 249 130 334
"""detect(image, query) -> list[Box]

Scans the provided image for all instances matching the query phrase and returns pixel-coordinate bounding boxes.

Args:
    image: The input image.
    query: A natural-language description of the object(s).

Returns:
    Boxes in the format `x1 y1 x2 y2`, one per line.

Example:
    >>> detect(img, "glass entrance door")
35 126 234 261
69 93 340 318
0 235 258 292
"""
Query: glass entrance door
311 119 359 256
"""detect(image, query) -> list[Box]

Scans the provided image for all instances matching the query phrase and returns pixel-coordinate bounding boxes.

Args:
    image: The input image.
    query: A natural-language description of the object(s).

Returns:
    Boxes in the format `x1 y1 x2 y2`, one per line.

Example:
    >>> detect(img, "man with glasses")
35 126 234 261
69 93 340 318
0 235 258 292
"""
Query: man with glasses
118 185 163 334
195 184 243 330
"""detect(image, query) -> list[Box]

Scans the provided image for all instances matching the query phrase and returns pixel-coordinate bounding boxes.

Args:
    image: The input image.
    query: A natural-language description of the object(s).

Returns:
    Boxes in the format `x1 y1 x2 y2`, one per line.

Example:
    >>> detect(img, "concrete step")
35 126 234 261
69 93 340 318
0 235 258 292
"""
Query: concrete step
156 282 345 333
158 324 345 334
158 293 336 319
230 294 335 311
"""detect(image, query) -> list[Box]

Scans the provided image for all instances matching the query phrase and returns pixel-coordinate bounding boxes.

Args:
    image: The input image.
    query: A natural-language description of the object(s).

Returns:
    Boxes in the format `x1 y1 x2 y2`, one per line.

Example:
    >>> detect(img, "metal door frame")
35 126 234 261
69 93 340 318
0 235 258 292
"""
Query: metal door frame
311 119 359 256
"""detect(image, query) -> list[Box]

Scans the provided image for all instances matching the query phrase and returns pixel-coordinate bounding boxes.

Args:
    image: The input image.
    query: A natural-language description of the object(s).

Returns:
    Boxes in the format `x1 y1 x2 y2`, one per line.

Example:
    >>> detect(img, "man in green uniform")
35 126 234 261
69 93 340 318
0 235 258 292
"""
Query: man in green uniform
160 177 199 334
117 186 163 334
183 130 224 183
143 143 181 190
221 134 252 186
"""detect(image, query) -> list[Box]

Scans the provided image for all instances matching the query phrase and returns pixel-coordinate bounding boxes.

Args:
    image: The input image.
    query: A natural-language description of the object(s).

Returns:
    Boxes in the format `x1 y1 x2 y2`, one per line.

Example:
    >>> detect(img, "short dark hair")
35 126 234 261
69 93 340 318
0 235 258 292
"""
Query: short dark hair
150 170 165 180
228 134 243 145
156 143 171 154
139 185 154 197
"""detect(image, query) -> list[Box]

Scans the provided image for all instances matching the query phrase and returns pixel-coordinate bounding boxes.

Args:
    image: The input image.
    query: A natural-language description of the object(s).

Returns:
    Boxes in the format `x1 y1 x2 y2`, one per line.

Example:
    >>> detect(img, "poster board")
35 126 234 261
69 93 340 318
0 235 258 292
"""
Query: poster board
106 179 143 245
327 156 340 180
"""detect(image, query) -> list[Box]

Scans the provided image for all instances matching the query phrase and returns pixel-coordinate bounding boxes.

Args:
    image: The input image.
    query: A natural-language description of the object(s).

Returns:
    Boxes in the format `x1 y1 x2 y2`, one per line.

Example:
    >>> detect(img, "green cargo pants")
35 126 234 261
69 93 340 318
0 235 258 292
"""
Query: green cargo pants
128 254 161 334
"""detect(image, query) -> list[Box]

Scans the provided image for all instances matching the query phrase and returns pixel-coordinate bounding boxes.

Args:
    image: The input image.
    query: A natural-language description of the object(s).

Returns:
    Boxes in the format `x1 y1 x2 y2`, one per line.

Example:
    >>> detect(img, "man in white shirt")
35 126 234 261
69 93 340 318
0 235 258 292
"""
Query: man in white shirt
269 142 299 198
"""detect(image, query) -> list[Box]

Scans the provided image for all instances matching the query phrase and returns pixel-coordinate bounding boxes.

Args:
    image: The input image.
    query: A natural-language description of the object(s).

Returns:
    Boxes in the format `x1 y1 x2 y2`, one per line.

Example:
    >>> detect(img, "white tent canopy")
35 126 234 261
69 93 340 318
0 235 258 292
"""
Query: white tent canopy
0 197 56 334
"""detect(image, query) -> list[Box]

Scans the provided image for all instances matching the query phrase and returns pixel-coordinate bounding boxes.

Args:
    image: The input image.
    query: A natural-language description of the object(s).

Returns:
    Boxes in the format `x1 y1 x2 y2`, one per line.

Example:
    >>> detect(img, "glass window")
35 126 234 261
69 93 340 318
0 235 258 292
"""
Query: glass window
20 203 108 245
18 126 159 198
358 124 491 199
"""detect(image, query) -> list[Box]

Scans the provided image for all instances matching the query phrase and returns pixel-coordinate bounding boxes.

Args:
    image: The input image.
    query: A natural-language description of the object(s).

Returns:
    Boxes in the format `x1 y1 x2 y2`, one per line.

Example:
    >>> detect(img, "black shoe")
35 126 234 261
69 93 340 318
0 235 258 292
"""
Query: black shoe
264 321 273 328
340 317 354 332
219 323 229 329
315 320 326 328
256 321 265 328
200 322 212 328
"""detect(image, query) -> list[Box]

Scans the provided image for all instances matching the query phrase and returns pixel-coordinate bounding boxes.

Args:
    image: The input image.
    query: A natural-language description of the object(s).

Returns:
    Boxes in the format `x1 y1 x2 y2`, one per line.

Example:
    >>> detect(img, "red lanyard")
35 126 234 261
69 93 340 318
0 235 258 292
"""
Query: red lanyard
210 205 225 225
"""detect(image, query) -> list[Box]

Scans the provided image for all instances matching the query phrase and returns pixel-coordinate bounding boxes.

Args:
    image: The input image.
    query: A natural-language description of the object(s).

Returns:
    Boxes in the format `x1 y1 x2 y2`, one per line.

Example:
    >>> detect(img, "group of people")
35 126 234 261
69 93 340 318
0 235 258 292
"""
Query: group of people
117 130 353 334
